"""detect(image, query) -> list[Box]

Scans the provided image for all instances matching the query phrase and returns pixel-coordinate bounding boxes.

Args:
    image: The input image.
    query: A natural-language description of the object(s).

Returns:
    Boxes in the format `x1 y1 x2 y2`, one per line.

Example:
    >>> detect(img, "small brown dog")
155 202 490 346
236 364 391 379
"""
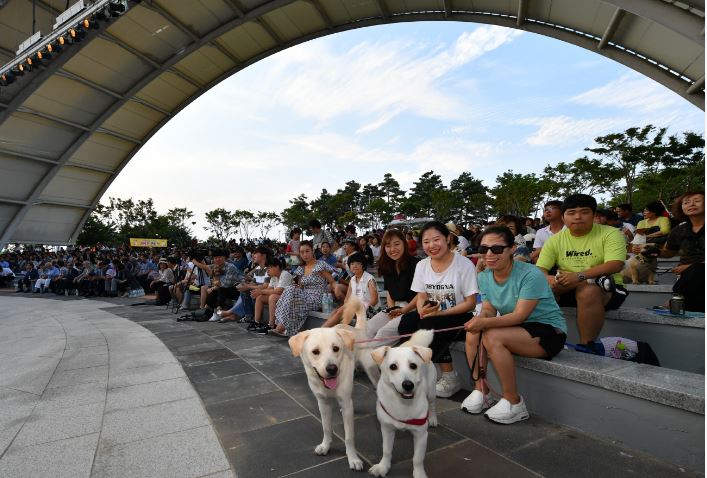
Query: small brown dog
623 246 661 284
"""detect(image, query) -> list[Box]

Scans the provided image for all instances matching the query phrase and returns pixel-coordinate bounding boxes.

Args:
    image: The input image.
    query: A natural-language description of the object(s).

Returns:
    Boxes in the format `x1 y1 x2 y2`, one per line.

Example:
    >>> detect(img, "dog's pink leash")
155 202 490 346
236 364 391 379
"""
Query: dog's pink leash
353 325 466 344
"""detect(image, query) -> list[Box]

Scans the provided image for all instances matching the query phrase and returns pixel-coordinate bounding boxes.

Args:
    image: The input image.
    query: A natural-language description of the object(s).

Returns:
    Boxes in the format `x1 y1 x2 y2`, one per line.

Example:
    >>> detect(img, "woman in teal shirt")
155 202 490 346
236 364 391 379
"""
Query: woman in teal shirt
462 226 567 424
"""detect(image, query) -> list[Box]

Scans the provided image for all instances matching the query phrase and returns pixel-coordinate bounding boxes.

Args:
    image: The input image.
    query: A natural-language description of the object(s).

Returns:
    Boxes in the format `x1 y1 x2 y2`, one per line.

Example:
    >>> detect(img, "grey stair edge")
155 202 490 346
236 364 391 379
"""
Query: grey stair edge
625 284 673 293
562 307 705 329
513 351 705 415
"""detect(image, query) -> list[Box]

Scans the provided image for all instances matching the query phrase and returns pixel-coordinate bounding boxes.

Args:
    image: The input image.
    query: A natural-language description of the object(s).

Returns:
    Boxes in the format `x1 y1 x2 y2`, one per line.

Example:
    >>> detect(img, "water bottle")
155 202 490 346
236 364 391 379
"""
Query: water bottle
322 293 330 314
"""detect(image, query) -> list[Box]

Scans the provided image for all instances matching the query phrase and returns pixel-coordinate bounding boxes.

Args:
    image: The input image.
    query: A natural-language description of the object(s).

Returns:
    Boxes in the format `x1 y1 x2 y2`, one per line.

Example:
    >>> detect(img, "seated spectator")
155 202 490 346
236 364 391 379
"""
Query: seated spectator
602 209 635 244
446 222 470 256
322 252 378 327
16 263 38 293
358 236 375 268
530 200 564 263
150 258 175 305
406 232 418 256
650 191 704 312
333 238 358 301
537 194 628 344
462 226 566 423
32 262 51 293
636 201 671 245
193 249 240 314
286 228 302 267
318 241 338 268
398 221 479 398
235 246 271 320
246 257 295 331
524 217 536 235
228 247 249 272
496 215 530 262
615 203 642 227
366 229 419 345
309 219 333 259
273 241 336 336
369 235 382 264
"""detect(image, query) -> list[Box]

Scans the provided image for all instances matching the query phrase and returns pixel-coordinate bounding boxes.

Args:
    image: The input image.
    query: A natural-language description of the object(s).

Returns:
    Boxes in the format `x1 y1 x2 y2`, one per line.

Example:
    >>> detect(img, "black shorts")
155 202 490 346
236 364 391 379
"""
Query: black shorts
556 284 628 311
519 322 566 359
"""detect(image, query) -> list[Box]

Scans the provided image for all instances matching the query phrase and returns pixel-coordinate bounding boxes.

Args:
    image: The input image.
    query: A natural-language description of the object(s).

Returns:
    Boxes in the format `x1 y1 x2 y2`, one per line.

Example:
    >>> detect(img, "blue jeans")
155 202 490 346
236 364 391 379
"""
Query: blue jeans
241 293 255 317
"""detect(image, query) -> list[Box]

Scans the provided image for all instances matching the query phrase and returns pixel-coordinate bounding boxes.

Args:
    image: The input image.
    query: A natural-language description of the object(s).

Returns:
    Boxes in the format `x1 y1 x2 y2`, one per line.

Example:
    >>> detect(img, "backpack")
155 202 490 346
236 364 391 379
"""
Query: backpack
190 308 213 322
567 337 660 366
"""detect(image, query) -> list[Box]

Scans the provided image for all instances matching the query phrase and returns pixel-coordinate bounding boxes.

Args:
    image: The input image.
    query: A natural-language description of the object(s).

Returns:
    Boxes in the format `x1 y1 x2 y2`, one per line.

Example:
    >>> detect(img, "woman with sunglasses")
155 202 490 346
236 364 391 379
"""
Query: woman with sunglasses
461 225 567 424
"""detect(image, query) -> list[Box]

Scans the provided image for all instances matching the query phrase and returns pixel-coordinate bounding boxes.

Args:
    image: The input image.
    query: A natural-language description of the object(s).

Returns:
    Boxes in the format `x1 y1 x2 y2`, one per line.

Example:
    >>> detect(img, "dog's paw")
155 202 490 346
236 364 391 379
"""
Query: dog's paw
428 415 438 428
412 469 429 478
368 463 389 477
348 456 364 471
314 443 330 455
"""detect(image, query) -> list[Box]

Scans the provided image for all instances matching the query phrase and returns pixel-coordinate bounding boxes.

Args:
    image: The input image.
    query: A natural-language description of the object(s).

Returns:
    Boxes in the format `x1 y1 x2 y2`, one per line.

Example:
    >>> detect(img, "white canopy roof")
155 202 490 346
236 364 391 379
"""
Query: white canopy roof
0 0 703 246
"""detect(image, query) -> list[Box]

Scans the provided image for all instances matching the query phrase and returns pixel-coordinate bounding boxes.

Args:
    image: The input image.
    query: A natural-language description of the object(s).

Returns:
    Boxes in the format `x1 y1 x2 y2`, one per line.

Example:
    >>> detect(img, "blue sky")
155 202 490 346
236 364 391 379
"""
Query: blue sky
104 22 704 239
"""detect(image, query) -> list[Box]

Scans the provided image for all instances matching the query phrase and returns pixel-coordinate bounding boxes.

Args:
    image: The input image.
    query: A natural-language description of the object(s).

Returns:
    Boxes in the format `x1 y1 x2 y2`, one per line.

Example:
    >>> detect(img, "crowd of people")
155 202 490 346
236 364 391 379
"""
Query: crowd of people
1 191 703 424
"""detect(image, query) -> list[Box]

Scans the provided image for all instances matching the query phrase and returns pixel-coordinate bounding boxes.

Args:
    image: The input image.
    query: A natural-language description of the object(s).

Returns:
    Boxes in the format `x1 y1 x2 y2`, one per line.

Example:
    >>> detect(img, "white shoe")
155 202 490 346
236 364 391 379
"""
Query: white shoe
485 397 529 424
208 314 220 322
461 390 487 414
435 372 461 398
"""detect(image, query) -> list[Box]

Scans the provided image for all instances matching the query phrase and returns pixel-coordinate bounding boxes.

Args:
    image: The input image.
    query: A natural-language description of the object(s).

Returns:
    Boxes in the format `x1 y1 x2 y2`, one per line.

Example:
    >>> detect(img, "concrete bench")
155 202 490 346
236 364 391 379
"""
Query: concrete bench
562 307 704 374
448 342 704 471
623 283 673 308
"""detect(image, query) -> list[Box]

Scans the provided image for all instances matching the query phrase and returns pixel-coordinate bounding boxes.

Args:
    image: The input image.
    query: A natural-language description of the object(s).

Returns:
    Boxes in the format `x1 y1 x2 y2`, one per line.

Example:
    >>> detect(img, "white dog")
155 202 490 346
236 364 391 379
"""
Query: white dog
288 297 379 471
369 329 437 478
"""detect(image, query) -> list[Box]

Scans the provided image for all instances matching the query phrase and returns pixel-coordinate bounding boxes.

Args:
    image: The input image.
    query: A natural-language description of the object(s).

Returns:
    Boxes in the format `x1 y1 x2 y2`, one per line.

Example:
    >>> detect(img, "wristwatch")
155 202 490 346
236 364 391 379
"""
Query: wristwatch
577 272 587 281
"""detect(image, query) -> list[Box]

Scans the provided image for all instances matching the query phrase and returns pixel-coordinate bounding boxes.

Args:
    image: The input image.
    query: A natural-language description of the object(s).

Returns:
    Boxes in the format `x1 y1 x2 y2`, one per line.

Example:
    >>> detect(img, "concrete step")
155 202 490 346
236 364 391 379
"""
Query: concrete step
449 343 704 473
623 284 673 308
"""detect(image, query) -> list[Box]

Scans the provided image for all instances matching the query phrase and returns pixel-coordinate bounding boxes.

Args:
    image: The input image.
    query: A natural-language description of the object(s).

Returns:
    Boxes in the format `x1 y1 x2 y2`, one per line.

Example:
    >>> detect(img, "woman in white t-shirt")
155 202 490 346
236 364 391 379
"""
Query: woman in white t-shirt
399 221 479 399
250 257 293 332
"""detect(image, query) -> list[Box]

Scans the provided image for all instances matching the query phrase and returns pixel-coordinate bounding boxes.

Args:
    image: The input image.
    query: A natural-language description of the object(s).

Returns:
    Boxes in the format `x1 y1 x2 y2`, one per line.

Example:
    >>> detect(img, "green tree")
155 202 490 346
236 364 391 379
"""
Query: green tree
76 204 116 245
584 125 668 204
253 211 280 239
378 173 405 212
281 194 312 230
204 208 238 243
449 172 490 224
491 171 547 218
232 209 255 242
407 171 444 217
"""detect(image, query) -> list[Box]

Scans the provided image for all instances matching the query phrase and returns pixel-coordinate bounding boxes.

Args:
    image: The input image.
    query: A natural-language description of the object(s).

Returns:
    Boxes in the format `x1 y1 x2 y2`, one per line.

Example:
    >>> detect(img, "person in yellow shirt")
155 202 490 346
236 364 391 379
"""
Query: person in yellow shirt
537 194 628 343
636 201 671 245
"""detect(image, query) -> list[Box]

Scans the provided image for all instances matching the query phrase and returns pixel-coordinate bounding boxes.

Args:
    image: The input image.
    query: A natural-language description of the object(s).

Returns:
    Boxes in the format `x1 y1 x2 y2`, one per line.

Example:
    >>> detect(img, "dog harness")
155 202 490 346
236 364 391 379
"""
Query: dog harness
378 401 428 426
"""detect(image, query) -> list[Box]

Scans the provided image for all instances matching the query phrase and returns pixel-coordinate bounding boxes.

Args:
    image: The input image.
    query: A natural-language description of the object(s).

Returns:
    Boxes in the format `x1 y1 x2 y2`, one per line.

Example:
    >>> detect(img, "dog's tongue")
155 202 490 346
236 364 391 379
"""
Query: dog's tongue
324 377 338 390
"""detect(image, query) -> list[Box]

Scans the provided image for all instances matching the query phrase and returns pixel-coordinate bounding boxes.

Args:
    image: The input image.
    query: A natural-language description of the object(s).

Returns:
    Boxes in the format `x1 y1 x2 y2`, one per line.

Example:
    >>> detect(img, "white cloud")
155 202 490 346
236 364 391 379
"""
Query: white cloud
227 26 523 132
515 116 628 146
571 74 683 113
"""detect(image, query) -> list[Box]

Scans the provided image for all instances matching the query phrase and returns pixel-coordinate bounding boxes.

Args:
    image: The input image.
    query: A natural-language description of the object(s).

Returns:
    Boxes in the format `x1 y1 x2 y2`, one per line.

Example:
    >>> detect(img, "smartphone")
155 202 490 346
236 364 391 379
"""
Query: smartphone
423 300 438 307
384 306 401 313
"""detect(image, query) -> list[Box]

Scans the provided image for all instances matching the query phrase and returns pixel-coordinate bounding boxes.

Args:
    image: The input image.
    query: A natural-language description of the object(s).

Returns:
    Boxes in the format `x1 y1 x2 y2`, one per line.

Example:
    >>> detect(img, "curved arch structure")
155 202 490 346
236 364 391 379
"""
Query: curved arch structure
0 0 704 246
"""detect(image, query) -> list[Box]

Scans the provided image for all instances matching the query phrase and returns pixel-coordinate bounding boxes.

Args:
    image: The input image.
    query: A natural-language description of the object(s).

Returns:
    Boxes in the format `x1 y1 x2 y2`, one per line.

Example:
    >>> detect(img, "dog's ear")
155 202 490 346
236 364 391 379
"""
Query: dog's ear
371 346 389 365
289 331 310 357
412 346 433 363
335 328 355 351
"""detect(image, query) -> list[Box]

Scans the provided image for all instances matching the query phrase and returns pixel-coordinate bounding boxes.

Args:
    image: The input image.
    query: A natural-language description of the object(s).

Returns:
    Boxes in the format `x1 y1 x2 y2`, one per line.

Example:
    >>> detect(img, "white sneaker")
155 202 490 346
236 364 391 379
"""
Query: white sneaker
208 313 220 322
435 372 461 398
461 390 487 414
485 397 529 424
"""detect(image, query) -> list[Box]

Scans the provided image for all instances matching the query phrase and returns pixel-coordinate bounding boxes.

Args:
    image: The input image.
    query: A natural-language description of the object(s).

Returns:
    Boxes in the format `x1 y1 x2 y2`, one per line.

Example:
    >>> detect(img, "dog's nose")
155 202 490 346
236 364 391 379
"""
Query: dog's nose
402 380 414 392
325 364 338 377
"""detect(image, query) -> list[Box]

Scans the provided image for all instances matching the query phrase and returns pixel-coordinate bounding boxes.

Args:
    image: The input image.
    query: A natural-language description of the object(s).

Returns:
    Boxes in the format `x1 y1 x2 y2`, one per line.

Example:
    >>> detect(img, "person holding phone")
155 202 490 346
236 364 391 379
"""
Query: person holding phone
366 229 419 345
398 221 479 398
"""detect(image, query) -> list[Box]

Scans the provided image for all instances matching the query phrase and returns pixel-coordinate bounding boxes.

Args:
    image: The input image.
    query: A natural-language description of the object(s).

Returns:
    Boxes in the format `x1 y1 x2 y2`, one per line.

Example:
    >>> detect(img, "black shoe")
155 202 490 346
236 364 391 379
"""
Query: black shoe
254 324 269 335
246 322 259 331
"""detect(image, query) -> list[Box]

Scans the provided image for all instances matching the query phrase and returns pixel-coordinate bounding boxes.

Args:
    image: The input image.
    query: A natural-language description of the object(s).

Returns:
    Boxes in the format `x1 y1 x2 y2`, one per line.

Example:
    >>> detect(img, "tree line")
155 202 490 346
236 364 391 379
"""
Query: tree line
77 125 703 246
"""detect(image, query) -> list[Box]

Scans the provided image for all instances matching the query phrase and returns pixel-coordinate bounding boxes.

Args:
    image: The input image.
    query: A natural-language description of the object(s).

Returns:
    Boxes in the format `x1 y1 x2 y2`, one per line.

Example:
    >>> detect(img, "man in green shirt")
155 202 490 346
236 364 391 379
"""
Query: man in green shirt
537 194 628 343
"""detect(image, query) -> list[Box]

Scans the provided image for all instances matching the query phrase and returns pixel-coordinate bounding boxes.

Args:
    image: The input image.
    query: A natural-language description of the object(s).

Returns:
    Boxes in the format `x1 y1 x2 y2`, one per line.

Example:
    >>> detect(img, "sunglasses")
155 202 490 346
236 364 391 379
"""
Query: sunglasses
478 245 510 254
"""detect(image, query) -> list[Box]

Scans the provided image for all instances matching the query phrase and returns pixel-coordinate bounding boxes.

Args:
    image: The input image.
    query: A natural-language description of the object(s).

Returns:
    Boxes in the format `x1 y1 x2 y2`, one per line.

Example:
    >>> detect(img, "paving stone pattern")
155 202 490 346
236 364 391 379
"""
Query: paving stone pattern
0 293 698 478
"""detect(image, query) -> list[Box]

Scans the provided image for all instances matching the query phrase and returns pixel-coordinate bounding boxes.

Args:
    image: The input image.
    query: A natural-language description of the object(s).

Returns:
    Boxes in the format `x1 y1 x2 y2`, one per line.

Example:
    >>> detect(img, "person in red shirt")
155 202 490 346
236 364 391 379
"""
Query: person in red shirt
406 232 418 256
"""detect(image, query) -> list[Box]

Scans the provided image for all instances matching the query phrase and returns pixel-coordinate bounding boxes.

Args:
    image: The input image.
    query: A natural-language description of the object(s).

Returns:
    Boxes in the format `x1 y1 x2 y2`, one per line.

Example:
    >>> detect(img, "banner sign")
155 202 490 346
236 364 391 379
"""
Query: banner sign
129 238 168 248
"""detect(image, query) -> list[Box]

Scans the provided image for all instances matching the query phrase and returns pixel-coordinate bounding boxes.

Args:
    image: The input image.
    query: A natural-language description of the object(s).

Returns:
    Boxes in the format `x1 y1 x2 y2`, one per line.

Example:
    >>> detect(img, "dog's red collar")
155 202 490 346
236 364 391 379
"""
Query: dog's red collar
378 401 428 426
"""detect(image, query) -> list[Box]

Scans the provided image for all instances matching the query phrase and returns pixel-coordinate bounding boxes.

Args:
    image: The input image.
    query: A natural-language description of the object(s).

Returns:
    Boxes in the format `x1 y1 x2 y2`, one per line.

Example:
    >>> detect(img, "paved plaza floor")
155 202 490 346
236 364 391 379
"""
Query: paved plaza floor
0 293 698 478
